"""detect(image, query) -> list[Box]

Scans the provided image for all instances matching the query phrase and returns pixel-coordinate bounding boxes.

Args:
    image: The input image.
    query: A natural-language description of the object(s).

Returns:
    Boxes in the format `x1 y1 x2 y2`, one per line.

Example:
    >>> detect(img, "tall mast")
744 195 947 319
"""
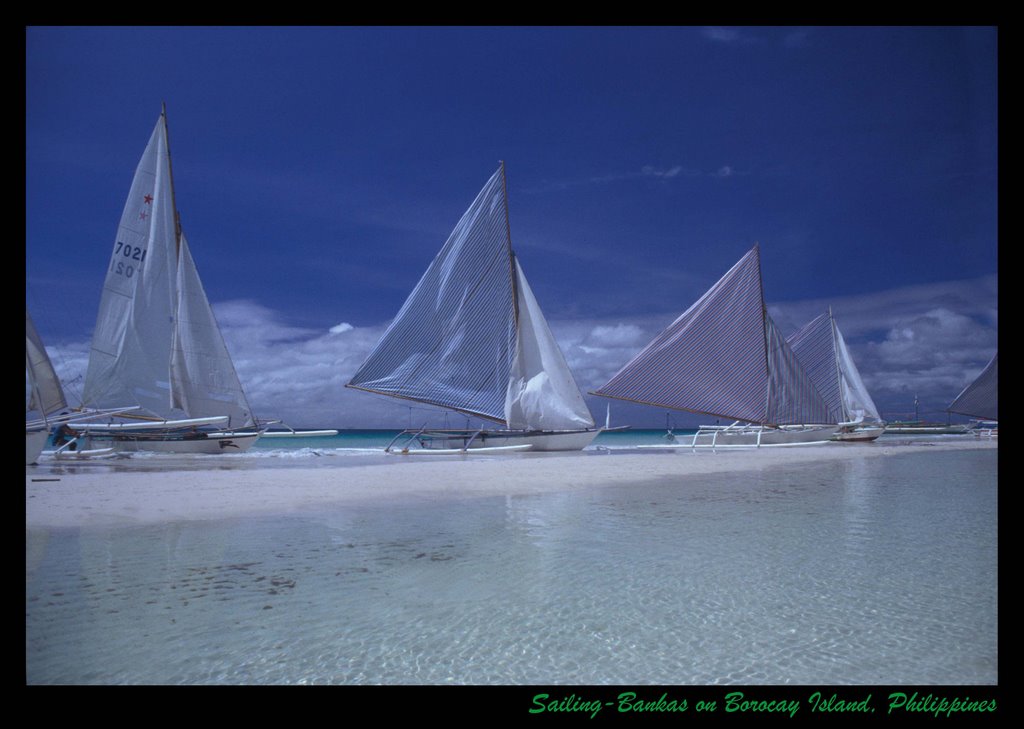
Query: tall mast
161 102 182 253
753 242 774 425
828 306 846 422
499 160 520 326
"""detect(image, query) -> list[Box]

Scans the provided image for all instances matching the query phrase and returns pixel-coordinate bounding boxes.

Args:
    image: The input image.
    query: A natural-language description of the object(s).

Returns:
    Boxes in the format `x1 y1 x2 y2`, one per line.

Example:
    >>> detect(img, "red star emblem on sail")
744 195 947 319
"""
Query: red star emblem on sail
144 194 153 204
139 210 149 221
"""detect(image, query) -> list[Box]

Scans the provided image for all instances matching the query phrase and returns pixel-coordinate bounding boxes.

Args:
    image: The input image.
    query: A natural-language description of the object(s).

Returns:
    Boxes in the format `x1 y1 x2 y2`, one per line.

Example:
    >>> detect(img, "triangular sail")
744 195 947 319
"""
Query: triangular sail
594 245 831 425
169 232 253 427
832 319 880 423
347 167 517 423
948 352 997 421
348 164 594 430
787 311 879 424
505 259 595 430
82 111 251 425
26 311 67 416
83 116 178 417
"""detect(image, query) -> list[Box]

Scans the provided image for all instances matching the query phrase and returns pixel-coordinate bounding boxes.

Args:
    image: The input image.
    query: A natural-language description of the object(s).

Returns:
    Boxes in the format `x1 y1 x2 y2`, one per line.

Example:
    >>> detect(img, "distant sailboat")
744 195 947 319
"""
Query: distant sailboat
593 244 836 447
347 163 599 452
948 352 997 427
69 107 261 453
26 311 68 464
787 308 885 442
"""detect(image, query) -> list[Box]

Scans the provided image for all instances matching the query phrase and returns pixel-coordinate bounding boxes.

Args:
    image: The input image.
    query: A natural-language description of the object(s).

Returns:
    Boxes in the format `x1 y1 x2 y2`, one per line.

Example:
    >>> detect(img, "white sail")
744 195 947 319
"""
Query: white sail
170 232 253 427
81 111 252 428
505 258 595 430
349 163 594 432
833 319 880 423
26 311 67 417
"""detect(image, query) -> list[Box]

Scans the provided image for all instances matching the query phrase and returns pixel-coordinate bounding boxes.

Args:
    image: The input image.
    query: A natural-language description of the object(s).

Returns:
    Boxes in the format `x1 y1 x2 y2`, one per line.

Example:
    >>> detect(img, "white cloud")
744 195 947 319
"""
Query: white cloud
329 322 354 334
641 165 683 179
586 323 646 347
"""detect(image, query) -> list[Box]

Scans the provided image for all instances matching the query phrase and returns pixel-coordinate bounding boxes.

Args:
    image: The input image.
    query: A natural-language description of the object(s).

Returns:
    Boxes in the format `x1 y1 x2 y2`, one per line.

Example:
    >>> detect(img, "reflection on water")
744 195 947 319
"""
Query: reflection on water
26 448 996 685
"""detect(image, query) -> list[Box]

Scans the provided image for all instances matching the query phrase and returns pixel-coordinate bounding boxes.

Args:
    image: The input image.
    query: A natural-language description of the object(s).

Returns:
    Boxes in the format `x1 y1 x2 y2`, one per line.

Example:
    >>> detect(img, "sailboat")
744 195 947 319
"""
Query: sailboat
948 352 997 434
593 244 837 447
787 308 885 441
67 107 262 454
25 311 67 464
346 163 599 453
26 311 133 462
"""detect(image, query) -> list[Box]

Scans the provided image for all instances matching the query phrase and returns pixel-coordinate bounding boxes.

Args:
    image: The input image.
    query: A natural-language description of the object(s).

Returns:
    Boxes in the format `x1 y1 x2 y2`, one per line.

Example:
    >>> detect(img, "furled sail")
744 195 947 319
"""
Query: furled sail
26 310 67 416
593 245 831 425
787 310 879 424
82 111 252 426
348 164 594 430
948 352 997 421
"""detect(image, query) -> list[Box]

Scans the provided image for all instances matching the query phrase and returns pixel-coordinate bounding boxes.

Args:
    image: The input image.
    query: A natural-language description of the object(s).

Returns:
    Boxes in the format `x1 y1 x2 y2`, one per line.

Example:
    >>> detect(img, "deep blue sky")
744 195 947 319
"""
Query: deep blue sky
26 26 998 428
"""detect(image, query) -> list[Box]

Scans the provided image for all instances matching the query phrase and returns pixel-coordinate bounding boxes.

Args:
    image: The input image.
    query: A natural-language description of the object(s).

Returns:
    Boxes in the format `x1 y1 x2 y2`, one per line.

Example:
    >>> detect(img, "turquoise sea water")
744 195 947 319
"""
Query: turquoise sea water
26 436 997 685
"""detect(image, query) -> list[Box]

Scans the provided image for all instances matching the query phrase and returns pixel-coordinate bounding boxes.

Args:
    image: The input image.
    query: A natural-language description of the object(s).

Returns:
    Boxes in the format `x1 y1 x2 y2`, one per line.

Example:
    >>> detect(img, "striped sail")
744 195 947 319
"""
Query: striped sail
82 111 253 426
948 352 997 421
787 310 879 424
348 164 593 430
594 245 831 425
785 312 841 420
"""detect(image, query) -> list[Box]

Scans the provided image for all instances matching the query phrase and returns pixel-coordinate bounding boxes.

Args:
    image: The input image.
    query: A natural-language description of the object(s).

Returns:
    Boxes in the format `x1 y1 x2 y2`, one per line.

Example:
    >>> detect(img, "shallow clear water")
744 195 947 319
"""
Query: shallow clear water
26 447 996 685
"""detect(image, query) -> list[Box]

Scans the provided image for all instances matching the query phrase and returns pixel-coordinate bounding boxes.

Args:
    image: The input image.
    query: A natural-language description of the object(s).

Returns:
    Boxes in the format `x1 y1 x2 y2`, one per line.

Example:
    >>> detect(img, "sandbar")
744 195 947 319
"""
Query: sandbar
26 438 996 529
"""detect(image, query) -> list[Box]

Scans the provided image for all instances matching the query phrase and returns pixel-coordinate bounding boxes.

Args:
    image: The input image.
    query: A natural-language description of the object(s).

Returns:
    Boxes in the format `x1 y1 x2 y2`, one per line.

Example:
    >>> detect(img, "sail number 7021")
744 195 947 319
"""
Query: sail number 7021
109 241 147 278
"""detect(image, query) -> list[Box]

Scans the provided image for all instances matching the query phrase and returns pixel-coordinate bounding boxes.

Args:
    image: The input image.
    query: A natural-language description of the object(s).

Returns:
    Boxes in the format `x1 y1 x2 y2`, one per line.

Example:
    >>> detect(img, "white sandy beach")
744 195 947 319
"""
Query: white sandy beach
26 439 996 529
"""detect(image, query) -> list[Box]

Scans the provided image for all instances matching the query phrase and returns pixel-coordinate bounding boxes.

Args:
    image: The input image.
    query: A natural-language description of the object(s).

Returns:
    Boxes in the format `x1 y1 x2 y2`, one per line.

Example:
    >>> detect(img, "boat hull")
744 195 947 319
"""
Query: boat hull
832 425 885 442
883 423 970 435
692 424 838 447
259 429 339 438
394 428 601 453
77 431 261 454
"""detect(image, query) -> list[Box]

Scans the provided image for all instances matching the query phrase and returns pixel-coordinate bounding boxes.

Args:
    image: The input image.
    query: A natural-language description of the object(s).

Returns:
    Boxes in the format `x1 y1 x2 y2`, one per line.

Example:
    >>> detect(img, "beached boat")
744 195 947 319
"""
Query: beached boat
948 352 997 436
259 429 340 438
883 421 971 435
25 311 67 464
27 311 131 462
593 244 837 447
68 107 261 453
787 308 885 442
347 163 599 453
